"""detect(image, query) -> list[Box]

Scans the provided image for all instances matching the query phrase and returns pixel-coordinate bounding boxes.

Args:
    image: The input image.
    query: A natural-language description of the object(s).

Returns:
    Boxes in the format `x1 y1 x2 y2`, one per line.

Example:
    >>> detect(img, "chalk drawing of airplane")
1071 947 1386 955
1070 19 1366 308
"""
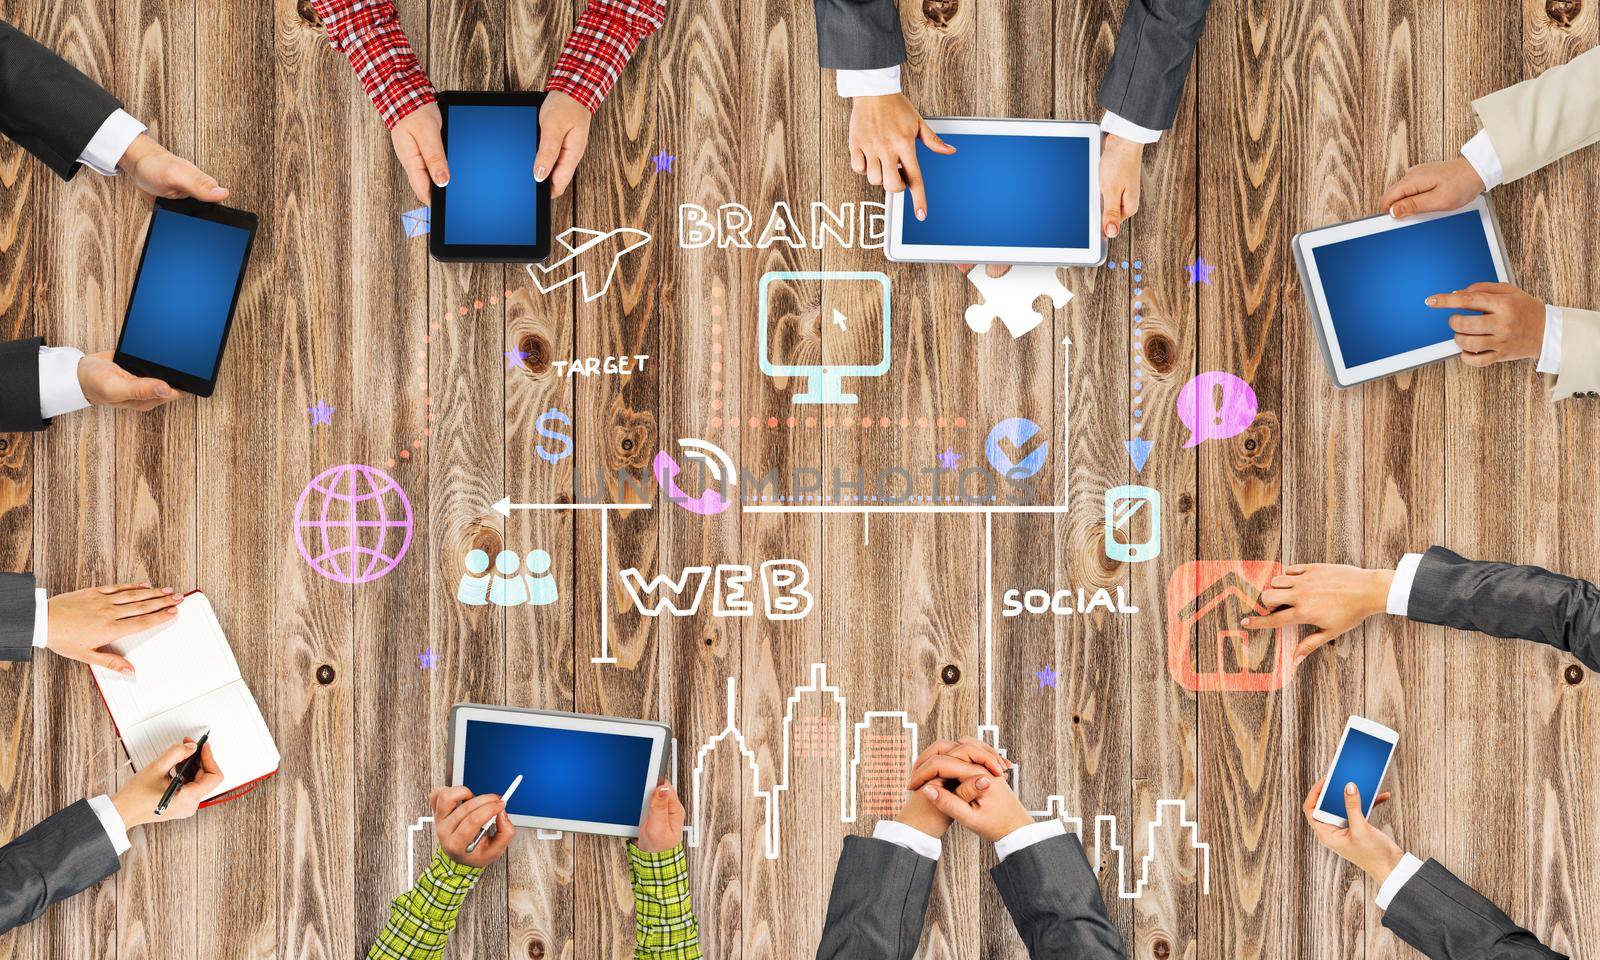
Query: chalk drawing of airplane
524 227 652 303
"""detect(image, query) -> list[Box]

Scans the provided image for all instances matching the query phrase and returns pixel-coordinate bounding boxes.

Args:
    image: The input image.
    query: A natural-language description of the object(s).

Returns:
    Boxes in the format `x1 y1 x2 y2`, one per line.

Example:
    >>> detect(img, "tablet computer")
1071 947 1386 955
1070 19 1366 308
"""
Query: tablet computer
114 197 257 397
1293 194 1514 387
885 117 1103 266
447 704 669 837
430 91 552 263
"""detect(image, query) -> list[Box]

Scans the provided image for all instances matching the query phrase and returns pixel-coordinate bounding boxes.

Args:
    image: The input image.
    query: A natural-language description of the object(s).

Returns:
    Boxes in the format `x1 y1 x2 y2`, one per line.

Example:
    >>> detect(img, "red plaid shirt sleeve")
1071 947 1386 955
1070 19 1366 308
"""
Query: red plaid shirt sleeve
546 0 668 114
309 0 436 129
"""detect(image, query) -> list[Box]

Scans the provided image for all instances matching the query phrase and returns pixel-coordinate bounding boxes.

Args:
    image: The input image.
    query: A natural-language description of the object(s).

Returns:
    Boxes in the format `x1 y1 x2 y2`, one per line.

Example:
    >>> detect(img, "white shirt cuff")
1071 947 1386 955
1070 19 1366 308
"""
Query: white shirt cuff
1374 852 1424 909
76 109 146 177
1100 111 1162 145
1460 129 1504 192
32 588 48 648
1537 305 1563 375
86 794 133 856
993 818 1066 863
38 346 90 420
1387 553 1424 616
836 66 902 99
872 819 942 861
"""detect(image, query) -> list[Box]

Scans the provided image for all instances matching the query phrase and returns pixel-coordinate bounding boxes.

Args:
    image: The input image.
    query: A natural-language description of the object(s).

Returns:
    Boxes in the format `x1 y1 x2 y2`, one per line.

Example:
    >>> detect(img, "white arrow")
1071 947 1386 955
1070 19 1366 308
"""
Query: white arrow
1061 335 1071 509
831 308 848 332
491 496 651 517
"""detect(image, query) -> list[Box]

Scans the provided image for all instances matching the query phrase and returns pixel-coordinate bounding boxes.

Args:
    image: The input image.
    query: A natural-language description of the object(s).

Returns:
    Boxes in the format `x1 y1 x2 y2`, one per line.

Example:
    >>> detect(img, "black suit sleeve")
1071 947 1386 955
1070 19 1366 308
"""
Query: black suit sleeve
815 835 937 960
1408 545 1600 672
1096 0 1214 132
813 0 906 70
0 571 38 661
0 19 123 181
0 800 121 934
1381 859 1566 960
0 336 45 433
989 833 1127 959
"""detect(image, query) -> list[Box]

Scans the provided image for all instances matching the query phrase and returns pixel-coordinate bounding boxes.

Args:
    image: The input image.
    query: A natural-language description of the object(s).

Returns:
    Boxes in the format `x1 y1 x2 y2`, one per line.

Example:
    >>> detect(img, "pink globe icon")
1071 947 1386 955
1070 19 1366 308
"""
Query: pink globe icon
294 464 414 584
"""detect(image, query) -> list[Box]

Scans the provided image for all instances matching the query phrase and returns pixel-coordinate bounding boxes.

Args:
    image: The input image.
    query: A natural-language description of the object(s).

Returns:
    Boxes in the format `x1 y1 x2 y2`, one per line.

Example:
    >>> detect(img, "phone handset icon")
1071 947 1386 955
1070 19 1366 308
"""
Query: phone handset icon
652 450 732 516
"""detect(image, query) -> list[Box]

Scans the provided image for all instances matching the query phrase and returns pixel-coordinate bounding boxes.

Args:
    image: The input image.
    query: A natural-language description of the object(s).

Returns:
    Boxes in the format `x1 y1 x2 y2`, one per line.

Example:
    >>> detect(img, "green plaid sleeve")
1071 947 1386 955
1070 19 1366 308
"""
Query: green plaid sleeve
629 843 702 960
367 848 486 960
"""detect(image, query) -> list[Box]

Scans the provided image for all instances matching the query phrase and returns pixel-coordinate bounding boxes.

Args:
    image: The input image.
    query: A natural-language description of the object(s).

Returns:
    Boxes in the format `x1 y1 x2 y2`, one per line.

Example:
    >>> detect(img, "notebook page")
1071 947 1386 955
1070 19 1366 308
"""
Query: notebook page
91 593 241 730
123 680 280 799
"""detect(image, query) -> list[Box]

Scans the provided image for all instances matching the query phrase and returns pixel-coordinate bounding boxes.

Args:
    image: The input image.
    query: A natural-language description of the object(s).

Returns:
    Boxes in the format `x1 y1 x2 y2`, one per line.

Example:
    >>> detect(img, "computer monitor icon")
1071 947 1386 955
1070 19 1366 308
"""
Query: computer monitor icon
758 271 891 405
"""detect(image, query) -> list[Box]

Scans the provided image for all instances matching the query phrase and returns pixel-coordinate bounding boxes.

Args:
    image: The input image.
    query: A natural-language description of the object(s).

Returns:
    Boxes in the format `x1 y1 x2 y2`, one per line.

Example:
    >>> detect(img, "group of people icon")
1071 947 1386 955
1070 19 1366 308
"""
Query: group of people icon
457 549 558 607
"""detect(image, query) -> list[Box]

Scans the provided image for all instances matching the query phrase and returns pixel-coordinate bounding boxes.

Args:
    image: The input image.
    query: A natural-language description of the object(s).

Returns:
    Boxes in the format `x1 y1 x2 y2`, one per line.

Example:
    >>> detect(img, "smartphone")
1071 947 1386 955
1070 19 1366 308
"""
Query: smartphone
1104 485 1161 562
1313 715 1399 827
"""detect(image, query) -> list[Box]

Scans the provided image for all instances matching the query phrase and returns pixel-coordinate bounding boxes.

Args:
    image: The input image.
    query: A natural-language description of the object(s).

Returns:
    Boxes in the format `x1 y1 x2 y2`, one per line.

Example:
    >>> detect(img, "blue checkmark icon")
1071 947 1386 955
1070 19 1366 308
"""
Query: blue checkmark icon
985 417 1049 480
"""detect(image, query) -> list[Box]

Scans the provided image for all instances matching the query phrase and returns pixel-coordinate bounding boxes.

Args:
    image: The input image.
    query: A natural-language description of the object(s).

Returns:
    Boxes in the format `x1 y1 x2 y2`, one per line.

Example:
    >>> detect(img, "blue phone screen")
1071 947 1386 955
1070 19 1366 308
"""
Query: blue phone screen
461 719 655 827
443 104 541 246
1318 727 1395 818
120 206 251 379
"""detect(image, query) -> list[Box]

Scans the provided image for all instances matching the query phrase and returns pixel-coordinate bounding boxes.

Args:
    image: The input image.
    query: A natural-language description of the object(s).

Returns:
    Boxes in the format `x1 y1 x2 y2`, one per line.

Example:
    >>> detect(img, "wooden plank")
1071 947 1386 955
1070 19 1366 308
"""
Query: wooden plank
193 0 281 954
1280 4 1366 960
1359 3 1449 960
1522 4 1600 956
108 0 200 956
504 4 577 959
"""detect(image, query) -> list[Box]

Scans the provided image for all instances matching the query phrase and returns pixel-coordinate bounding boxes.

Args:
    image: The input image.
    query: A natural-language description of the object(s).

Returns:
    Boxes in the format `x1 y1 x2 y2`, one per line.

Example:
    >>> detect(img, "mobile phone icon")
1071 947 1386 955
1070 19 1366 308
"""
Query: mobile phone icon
1104 485 1161 563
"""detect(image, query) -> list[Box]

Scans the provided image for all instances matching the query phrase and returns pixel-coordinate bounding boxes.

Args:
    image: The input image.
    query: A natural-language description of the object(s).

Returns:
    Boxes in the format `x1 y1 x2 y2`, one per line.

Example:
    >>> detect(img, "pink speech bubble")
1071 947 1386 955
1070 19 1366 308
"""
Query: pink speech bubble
1175 371 1258 449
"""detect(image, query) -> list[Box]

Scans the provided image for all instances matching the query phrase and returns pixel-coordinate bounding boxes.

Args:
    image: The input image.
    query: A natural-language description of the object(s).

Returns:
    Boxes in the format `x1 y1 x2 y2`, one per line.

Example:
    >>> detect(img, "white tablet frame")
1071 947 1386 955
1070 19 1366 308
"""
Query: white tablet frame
885 117 1104 266
448 704 669 837
1294 194 1513 387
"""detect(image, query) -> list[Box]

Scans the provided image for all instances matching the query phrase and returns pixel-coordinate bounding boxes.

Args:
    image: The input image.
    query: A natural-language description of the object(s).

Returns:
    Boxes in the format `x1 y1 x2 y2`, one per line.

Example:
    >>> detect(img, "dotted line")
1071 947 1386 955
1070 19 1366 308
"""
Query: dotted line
385 290 514 469
1105 259 1146 436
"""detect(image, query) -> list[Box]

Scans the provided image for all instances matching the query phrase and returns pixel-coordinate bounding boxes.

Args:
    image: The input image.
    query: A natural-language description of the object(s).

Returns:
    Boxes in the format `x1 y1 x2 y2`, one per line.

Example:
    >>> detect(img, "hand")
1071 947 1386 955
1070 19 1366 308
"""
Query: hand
1240 564 1393 669
1302 777 1402 884
431 785 516 869
636 779 686 853
46 583 183 676
391 103 449 207
1100 134 1144 238
1380 157 1485 219
78 352 181 411
112 737 223 830
1425 282 1547 367
116 134 229 204
917 773 1034 845
848 93 954 220
534 91 592 199
953 263 1011 282
896 738 1012 838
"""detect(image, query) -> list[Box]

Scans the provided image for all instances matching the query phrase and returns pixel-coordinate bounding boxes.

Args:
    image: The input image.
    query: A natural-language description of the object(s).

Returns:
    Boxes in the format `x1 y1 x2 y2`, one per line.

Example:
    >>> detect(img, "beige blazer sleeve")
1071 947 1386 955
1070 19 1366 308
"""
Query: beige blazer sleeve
1548 308 1600 402
1471 45 1600 184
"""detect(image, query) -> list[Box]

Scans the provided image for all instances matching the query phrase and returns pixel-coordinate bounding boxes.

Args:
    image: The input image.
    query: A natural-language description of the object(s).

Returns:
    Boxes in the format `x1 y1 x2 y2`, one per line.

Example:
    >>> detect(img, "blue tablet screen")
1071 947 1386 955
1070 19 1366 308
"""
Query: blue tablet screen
443 105 541 246
120 206 250 379
901 133 1090 249
1311 210 1500 367
461 719 655 827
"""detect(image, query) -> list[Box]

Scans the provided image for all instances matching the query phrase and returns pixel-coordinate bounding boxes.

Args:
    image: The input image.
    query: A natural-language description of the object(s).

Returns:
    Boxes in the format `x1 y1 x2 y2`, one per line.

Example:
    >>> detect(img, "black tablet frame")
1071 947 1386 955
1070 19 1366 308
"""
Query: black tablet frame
429 90 552 263
113 197 258 398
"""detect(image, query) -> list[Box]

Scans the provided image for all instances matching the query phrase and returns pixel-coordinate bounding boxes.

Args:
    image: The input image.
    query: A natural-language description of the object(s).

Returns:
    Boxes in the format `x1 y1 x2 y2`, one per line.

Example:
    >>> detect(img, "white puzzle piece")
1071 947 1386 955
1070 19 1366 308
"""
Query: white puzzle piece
964 264 1073 338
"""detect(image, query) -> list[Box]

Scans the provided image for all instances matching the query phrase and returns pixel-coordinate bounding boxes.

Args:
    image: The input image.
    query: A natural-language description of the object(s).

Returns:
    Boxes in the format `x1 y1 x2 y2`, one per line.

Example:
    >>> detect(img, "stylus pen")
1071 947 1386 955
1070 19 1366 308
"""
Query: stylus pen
465 774 523 853
154 730 210 817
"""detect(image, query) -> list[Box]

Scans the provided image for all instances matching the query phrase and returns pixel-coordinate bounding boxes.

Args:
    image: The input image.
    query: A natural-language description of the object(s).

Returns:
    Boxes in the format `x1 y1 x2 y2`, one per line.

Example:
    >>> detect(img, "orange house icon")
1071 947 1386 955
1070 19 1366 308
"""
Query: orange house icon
1167 561 1296 692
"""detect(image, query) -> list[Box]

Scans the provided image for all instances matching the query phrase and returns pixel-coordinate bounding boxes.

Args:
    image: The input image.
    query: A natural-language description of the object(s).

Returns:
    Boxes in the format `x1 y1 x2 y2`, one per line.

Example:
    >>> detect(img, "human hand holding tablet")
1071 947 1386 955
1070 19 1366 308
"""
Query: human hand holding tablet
429 91 552 263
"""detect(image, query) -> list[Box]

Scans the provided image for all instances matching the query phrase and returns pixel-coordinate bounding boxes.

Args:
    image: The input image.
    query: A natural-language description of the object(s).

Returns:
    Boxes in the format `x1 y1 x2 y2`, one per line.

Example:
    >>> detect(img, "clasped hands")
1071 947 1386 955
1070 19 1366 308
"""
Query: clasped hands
895 737 1034 846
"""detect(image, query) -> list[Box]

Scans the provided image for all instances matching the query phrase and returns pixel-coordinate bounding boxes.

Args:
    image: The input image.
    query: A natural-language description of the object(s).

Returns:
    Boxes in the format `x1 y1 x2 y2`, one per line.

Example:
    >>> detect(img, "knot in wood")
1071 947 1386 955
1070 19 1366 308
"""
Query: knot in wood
922 0 960 28
521 333 552 374
1547 0 1581 27
1565 664 1584 685
1143 333 1175 374
315 664 335 685
1152 937 1171 959
940 664 961 685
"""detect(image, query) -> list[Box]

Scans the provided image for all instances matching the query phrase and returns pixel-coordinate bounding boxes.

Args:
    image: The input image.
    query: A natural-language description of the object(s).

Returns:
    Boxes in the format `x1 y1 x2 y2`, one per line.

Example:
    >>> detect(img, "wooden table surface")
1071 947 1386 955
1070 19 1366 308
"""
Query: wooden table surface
2 1 1597 957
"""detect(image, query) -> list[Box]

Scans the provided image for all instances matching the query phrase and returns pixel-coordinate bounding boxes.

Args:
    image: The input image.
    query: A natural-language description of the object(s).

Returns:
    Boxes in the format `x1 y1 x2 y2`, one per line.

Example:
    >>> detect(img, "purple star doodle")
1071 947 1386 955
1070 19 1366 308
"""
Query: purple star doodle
1035 666 1058 689
505 348 529 369
1186 256 1216 286
937 448 962 471
308 400 335 426
418 648 439 670
651 150 674 173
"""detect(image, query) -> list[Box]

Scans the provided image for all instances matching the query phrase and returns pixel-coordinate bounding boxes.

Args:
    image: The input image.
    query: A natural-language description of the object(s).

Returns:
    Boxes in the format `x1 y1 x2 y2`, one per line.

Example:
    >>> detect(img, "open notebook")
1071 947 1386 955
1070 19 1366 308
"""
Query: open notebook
90 591 279 804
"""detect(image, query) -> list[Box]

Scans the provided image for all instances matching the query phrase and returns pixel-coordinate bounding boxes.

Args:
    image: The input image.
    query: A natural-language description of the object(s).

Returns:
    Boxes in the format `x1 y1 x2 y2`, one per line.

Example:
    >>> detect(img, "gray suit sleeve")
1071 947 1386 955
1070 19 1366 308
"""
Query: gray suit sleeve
989 833 1127 959
1408 545 1600 672
0 20 123 181
813 0 906 70
815 835 937 960
0 336 46 433
1096 0 1214 132
0 799 121 934
0 571 38 661
1381 859 1566 960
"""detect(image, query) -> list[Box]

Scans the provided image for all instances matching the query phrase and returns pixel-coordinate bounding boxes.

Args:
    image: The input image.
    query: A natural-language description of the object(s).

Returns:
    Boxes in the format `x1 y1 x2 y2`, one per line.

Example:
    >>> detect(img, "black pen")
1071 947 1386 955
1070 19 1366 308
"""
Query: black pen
154 731 210 817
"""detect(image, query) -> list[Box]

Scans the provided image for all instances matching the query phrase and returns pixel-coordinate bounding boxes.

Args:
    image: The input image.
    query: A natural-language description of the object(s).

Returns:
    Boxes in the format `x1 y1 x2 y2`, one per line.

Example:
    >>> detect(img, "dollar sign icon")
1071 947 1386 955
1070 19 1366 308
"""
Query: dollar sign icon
534 408 573 464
